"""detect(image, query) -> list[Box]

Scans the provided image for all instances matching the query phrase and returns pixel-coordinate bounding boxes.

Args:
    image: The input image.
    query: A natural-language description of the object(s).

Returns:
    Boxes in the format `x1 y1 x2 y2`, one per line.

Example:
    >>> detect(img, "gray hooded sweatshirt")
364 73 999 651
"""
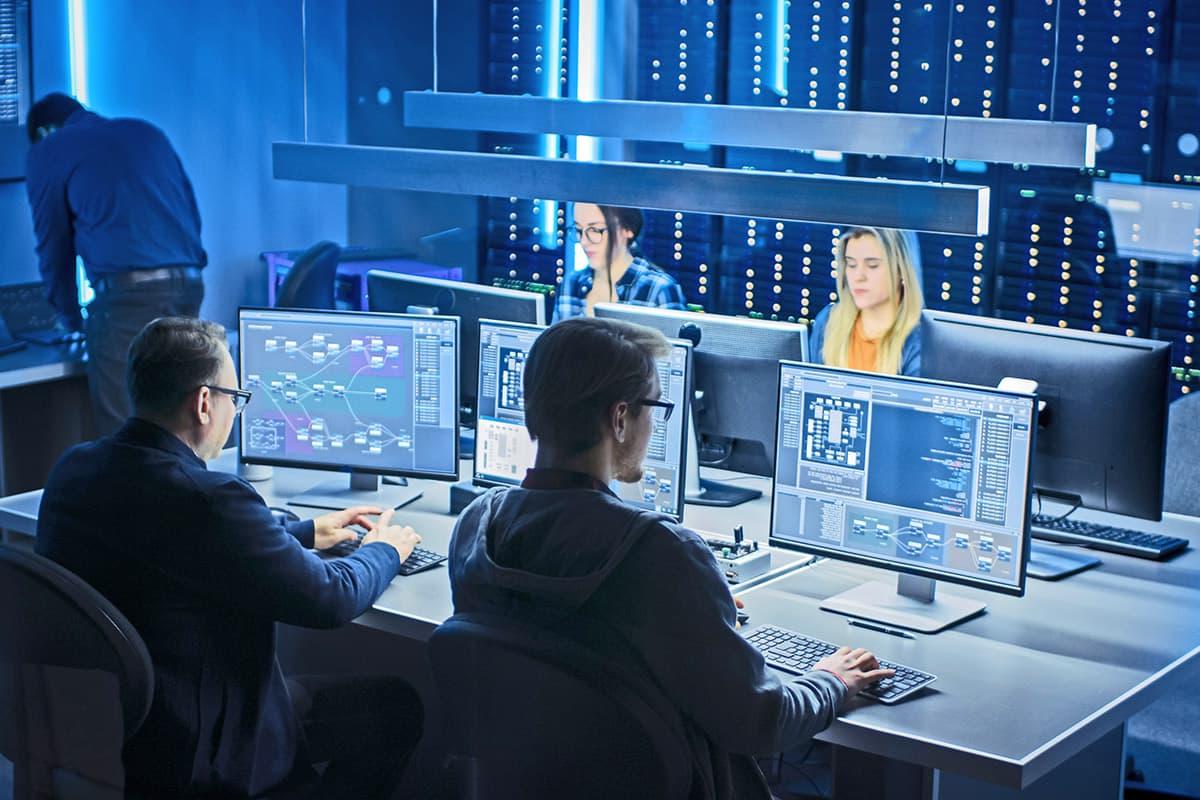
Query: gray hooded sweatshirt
448 475 849 799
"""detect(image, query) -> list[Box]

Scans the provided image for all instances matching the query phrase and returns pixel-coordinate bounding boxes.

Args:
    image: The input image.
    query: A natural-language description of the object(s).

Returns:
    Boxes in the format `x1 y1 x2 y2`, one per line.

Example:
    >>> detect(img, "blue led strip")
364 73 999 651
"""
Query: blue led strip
772 0 787 98
538 0 564 248
68 0 94 307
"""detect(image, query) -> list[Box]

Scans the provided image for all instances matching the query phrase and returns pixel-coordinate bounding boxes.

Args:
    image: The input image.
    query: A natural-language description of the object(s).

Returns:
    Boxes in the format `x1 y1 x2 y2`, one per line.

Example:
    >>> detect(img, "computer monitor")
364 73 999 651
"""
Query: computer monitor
593 303 808 507
238 307 460 510
770 362 1037 633
366 272 546 425
920 310 1172 521
473 319 694 522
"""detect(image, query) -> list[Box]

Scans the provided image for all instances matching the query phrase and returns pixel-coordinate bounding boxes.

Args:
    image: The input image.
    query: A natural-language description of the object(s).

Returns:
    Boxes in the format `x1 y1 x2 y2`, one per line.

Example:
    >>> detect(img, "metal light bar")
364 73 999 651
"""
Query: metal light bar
274 142 990 236
404 92 1097 170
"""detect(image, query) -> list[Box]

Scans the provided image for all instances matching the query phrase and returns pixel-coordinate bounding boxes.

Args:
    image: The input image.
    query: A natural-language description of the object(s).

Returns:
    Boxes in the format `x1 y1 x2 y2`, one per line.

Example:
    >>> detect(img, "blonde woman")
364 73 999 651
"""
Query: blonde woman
809 227 924 376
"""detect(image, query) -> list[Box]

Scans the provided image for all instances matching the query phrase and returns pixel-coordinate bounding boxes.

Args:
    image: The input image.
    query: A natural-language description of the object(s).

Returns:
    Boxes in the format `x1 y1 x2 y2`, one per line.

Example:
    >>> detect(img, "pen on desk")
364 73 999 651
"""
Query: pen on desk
847 619 915 639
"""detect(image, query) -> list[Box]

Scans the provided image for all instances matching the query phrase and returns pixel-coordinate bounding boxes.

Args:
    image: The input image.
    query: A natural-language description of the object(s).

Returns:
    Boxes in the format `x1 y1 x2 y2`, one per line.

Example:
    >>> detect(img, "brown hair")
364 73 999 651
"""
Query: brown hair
127 317 229 417
597 205 644 270
524 317 669 456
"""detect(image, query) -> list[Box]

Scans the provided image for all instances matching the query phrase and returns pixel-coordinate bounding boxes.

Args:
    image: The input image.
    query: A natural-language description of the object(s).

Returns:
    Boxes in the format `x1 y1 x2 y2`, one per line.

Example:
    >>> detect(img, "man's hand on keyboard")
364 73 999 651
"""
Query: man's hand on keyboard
313 505 384 551
361 508 422 562
814 647 896 696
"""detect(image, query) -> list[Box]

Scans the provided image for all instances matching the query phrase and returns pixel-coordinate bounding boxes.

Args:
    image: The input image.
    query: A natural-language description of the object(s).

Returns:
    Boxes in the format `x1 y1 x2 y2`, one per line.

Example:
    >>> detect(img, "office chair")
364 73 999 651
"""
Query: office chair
1164 392 1200 517
0 545 153 800
275 241 342 309
430 612 695 800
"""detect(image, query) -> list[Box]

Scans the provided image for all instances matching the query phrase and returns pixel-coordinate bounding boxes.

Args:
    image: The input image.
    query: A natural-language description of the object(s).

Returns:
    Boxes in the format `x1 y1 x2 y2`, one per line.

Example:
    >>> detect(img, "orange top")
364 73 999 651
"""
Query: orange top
847 316 880 372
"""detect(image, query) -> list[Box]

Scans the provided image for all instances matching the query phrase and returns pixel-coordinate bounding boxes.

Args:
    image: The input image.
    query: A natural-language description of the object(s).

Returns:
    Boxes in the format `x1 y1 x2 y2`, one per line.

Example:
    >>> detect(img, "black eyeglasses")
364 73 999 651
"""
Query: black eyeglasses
205 385 253 414
569 225 609 244
637 398 675 422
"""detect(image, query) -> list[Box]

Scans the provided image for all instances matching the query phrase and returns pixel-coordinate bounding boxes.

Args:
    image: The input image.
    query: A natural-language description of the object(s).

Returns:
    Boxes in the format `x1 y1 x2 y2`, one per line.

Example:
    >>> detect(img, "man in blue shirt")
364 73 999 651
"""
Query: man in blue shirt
37 317 425 798
25 93 207 435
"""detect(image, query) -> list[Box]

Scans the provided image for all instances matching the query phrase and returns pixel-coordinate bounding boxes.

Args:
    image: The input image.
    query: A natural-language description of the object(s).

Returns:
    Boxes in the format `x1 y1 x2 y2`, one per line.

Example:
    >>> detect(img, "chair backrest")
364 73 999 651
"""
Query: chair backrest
0 545 153 796
276 241 341 309
429 611 695 800
1164 392 1200 517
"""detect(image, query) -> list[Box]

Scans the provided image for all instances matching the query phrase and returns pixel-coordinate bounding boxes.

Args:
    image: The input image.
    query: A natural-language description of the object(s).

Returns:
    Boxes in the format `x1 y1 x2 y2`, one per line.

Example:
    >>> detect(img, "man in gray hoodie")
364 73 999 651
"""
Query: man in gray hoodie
448 316 892 799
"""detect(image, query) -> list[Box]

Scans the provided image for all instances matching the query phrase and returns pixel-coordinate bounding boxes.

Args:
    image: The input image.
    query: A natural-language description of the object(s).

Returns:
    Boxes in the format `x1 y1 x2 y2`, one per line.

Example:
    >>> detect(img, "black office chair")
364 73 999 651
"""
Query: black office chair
1164 391 1200 517
275 241 342 309
429 612 696 800
0 545 153 800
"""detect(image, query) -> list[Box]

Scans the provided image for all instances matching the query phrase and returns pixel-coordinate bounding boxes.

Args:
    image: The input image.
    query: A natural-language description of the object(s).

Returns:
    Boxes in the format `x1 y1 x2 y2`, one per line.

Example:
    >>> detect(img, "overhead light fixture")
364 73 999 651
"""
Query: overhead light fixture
274 142 990 236
403 92 1096 170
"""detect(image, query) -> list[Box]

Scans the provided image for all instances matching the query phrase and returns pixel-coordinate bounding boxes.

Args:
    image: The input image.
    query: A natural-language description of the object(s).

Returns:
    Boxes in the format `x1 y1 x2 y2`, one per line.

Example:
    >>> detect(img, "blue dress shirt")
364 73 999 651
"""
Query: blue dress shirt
24 109 207 329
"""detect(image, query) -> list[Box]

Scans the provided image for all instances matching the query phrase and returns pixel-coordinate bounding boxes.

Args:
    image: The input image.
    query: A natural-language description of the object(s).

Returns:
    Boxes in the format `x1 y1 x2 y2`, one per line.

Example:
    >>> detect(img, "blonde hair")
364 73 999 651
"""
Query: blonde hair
822 227 923 375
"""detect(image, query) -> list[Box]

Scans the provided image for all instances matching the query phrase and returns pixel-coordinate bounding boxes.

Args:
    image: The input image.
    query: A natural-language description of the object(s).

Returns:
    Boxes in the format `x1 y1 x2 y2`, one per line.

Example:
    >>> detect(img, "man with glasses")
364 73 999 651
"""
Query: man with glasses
37 317 425 799
448 317 891 798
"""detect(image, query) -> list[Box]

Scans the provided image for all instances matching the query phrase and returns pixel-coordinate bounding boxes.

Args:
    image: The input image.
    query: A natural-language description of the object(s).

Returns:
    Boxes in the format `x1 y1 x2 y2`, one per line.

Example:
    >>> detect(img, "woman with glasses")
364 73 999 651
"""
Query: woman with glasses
809 226 924 377
554 203 688 321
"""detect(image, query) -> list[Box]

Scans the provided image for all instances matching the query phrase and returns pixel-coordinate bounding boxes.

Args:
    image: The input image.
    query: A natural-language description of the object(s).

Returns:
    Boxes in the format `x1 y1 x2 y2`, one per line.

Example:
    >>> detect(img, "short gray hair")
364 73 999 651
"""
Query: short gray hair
127 317 229 417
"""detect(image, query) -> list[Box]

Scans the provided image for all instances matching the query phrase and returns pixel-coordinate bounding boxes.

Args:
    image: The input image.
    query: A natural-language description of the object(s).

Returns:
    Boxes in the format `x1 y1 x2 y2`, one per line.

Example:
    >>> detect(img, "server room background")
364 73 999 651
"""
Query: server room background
332 0 1198 404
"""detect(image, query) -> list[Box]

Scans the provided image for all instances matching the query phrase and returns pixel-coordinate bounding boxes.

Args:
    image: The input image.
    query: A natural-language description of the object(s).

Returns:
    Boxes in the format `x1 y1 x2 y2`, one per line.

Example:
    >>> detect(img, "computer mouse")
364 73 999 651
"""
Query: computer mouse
269 506 301 526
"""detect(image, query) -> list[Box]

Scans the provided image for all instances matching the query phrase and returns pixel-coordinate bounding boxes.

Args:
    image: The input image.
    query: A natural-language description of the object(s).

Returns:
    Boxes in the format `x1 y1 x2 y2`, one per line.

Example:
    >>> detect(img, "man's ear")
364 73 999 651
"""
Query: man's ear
194 386 213 426
611 400 629 444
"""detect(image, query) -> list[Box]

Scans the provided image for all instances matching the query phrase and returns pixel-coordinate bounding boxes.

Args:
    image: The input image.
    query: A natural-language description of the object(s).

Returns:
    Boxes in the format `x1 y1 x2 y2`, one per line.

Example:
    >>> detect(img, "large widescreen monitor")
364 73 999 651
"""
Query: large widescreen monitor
770 362 1037 632
239 307 460 509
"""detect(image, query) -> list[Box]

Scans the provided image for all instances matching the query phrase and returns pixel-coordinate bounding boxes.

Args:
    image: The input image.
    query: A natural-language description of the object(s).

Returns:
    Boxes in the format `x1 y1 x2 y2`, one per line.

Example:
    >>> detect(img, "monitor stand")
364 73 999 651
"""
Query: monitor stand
684 416 763 508
288 470 424 512
820 574 986 634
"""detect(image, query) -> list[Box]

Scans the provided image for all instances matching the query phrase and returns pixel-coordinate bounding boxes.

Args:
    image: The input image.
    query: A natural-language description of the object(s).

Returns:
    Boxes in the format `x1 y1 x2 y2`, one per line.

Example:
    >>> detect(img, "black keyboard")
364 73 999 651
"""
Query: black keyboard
324 533 448 575
397 546 449 576
1031 514 1188 560
742 624 936 704
0 282 63 339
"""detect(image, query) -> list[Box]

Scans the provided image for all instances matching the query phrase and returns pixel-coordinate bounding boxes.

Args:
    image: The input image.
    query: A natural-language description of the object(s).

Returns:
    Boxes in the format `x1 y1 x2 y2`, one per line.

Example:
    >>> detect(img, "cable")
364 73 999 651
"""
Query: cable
938 1 955 184
432 0 439 91
1034 489 1081 523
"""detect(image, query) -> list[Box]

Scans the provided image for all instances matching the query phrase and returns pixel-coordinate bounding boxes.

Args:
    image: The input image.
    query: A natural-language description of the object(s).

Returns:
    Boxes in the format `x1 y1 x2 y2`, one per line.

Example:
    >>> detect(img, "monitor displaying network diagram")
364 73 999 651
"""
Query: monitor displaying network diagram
770 362 1036 594
474 319 692 521
238 308 460 479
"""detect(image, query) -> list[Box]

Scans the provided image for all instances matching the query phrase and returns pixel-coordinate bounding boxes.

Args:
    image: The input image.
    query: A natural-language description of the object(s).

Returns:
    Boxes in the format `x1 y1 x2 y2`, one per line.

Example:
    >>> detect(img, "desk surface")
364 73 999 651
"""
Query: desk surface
0 341 86 390
741 519 1200 787
2 448 1197 791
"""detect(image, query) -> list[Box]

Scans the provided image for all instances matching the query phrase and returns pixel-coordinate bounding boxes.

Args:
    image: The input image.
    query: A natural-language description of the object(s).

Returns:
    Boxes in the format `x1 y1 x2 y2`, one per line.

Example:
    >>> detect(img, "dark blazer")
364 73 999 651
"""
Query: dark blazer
36 418 400 797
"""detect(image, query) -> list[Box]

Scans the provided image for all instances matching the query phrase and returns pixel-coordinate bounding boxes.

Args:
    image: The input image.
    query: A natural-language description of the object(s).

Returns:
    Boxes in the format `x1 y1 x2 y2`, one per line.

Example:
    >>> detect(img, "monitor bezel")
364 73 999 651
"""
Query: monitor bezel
236 305 462 481
471 318 546 491
366 270 547 324
768 360 1037 598
470 318 695 524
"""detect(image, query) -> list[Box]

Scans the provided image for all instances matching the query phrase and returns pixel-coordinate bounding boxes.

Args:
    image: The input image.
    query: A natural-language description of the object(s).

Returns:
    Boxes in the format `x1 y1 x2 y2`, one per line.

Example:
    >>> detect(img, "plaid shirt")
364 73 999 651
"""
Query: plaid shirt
553 256 688 321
